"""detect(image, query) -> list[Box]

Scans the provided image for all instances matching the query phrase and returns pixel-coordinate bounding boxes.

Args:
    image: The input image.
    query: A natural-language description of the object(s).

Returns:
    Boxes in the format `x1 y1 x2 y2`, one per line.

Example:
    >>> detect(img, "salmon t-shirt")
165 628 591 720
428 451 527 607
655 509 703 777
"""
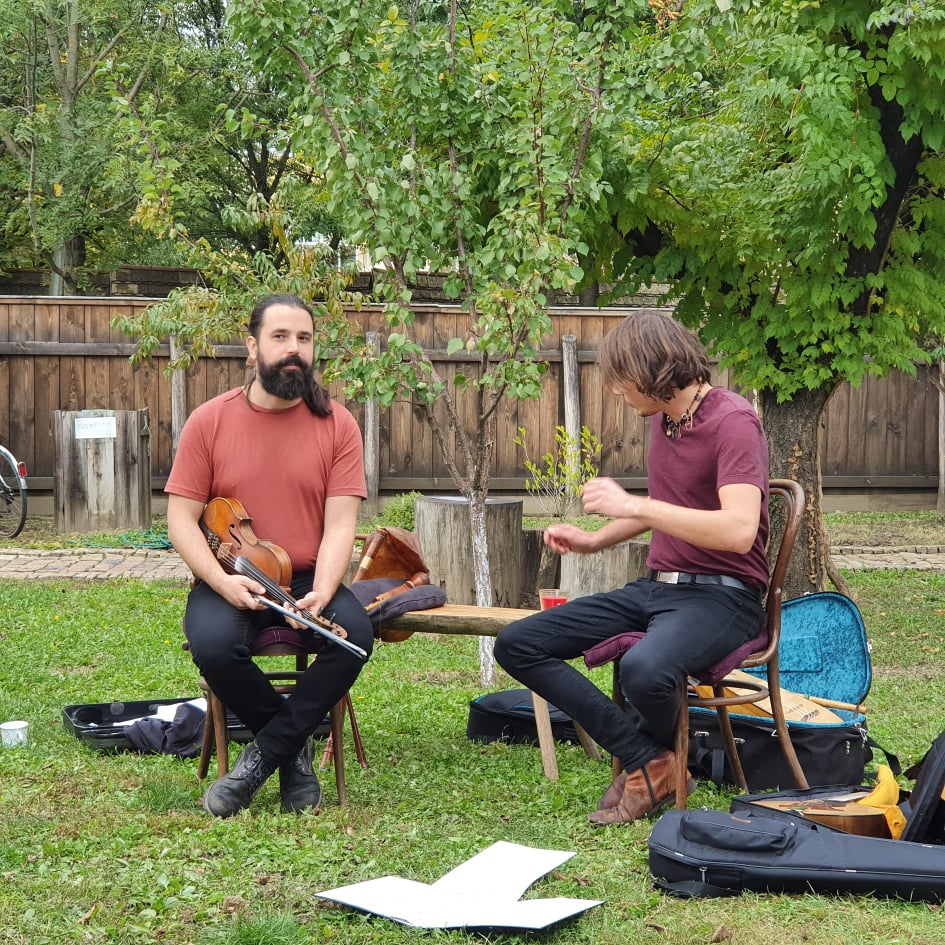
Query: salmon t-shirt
165 388 366 572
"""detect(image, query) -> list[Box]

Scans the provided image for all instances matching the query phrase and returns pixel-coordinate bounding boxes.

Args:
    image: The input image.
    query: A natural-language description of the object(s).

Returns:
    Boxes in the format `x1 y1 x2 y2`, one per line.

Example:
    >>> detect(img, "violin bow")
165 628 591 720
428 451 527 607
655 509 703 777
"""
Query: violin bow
249 594 368 661
200 514 368 661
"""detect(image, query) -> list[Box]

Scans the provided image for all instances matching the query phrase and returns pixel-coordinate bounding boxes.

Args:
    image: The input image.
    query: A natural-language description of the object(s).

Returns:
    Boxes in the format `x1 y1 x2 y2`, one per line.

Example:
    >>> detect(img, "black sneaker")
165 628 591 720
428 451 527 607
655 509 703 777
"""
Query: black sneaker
202 740 277 818
279 737 322 814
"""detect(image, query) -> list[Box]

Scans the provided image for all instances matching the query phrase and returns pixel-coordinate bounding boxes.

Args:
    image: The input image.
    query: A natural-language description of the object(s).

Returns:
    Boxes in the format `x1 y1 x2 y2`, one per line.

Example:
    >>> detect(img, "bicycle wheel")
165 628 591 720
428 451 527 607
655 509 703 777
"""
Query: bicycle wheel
0 447 27 539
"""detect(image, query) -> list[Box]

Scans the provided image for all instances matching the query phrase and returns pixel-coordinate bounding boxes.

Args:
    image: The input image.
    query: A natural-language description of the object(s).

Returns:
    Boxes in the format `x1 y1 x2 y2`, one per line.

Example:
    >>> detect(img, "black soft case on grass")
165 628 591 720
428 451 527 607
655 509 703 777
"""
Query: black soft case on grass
648 808 945 902
650 731 945 901
63 699 332 752
899 729 945 844
466 689 581 745
687 592 874 791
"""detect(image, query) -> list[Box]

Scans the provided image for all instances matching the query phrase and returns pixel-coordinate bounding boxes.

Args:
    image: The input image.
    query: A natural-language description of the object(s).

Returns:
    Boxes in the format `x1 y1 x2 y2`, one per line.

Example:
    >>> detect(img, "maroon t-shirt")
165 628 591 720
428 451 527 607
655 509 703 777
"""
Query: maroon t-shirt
646 387 770 589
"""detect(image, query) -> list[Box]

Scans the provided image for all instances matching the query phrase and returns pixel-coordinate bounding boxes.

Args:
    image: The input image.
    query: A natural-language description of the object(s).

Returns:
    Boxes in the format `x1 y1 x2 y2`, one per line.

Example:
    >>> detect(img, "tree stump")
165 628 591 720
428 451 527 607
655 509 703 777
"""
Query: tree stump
560 539 649 599
415 495 523 607
52 409 151 533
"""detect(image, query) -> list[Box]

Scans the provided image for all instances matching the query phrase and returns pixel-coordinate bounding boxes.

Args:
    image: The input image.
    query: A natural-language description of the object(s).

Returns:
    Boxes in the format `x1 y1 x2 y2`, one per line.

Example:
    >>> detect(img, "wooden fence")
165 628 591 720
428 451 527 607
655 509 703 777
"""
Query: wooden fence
0 297 940 509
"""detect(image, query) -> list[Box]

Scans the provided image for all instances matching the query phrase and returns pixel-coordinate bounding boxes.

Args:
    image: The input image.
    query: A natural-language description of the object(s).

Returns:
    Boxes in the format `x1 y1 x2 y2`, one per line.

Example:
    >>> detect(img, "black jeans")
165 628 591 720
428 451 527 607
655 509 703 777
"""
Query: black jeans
494 578 764 773
184 573 373 763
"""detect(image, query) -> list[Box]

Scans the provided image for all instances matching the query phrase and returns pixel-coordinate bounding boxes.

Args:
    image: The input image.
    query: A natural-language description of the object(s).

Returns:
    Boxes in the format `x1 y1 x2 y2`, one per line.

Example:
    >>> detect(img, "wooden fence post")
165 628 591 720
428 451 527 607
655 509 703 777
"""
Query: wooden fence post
561 335 581 500
562 333 581 459
169 335 186 461
363 332 381 517
938 362 944 514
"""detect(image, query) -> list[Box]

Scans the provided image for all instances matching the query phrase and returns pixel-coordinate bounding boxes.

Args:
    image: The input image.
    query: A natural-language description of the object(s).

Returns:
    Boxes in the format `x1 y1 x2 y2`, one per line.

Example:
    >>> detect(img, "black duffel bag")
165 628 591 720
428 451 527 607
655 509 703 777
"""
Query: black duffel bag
686 708 893 792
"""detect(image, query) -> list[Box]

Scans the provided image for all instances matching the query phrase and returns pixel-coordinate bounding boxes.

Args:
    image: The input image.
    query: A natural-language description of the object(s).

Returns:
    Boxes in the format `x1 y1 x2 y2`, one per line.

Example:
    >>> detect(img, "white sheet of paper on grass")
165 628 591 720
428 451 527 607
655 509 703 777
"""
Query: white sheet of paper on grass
316 840 603 931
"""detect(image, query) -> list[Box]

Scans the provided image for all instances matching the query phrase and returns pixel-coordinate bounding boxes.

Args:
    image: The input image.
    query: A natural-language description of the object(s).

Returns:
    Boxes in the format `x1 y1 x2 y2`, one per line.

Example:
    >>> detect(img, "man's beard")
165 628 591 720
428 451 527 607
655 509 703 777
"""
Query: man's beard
257 354 317 403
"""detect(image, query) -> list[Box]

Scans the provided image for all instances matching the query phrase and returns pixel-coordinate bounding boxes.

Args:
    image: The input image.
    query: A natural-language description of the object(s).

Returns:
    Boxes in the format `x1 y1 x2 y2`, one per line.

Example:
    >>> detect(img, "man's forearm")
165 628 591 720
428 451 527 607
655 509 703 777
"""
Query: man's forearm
312 534 354 601
590 516 649 550
168 498 229 590
312 496 362 601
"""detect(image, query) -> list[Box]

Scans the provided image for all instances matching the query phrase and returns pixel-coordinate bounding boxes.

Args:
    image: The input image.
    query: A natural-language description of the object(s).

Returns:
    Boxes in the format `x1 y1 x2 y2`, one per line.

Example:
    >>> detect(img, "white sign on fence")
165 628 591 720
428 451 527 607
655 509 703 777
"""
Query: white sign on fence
74 416 117 440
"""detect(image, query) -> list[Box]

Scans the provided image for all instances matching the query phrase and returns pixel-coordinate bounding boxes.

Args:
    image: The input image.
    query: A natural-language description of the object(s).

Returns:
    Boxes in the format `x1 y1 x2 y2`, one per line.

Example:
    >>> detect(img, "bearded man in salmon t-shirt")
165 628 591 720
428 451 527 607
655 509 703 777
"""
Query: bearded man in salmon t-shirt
166 293 372 818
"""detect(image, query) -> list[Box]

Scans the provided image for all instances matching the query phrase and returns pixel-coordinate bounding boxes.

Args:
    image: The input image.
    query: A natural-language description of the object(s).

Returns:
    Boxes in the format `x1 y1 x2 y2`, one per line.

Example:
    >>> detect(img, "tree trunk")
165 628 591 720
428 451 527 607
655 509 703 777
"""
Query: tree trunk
761 386 850 598
414 494 524 686
561 540 649 598
467 492 495 685
49 238 83 296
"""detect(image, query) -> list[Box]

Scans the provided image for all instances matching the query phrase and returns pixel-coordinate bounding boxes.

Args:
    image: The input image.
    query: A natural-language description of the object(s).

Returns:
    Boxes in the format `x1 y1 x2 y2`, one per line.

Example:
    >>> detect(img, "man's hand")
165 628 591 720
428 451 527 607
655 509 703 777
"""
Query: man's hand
544 524 599 556
546 481 649 553
580 476 644 520
290 589 333 627
215 574 269 611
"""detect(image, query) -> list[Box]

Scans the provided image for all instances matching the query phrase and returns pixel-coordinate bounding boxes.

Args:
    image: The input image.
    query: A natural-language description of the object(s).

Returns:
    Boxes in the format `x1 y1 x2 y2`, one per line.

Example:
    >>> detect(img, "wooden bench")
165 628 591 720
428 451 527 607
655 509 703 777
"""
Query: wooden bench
385 604 601 780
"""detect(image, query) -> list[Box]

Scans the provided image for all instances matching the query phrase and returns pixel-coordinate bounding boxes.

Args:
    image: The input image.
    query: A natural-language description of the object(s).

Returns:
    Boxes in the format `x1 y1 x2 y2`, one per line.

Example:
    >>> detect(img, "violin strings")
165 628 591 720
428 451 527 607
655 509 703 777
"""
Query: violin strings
201 519 365 660
202 527 338 630
215 547 330 628
215 549 282 597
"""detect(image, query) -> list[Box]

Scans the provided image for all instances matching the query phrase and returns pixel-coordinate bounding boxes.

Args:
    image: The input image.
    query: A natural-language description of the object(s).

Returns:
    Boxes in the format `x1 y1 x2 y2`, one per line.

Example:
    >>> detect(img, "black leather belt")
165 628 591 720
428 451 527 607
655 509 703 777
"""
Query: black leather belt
649 570 760 597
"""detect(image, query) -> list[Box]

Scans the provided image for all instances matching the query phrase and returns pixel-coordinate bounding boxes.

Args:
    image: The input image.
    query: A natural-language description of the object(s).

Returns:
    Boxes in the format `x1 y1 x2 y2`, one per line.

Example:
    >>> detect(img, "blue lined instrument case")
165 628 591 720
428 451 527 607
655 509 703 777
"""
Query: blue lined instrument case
687 592 876 791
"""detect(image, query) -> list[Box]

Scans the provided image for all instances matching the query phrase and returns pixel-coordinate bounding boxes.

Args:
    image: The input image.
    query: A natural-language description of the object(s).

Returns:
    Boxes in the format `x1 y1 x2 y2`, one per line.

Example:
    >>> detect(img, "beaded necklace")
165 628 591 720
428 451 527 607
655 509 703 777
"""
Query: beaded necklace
664 383 706 439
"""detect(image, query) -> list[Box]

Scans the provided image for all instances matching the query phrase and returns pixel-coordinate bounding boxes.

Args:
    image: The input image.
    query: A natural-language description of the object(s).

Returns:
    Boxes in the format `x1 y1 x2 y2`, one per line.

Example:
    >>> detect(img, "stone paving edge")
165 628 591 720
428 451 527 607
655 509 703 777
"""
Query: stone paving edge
1 544 945 581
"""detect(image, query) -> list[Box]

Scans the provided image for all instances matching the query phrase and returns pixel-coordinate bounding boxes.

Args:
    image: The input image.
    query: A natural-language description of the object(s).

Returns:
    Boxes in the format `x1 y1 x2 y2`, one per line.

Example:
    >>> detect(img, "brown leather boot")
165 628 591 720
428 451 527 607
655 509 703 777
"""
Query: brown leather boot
595 770 628 811
587 750 678 826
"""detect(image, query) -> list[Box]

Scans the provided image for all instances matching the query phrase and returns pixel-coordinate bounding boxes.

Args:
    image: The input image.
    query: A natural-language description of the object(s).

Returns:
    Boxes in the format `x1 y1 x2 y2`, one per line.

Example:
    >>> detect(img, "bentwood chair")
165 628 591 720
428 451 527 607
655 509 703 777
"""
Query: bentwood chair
186 625 367 806
584 478 809 808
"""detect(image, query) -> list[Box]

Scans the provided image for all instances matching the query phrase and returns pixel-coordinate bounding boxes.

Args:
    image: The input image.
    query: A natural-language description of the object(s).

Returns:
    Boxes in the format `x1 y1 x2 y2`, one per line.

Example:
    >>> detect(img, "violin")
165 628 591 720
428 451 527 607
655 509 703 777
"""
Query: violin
199 496 367 661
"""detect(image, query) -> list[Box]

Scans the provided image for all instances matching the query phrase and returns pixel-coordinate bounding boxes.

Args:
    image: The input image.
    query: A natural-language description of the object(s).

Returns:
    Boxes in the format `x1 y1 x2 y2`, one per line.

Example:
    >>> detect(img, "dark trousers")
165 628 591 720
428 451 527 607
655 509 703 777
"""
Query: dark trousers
494 579 764 773
184 573 373 763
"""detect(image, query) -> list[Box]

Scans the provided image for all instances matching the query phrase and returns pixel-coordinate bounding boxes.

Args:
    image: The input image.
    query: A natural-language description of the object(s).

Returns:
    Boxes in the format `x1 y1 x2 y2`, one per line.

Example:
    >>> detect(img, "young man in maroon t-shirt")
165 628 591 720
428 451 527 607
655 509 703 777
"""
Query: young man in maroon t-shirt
496 312 769 825
166 294 372 818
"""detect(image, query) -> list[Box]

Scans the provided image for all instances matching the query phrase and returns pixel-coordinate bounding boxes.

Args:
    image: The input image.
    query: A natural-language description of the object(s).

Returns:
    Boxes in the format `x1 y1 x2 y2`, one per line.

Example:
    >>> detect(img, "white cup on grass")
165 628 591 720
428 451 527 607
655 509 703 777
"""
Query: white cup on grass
0 720 28 747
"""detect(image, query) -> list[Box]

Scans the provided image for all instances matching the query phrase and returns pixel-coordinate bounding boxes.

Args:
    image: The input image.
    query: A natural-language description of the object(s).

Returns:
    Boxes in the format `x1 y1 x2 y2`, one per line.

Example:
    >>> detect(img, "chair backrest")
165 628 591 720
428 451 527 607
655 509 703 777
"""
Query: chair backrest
740 477 805 669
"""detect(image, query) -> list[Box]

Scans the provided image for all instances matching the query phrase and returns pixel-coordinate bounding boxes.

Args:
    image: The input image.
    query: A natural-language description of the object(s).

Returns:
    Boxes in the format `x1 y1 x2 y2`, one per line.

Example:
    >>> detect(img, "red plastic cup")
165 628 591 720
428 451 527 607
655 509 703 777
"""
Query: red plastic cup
539 589 569 610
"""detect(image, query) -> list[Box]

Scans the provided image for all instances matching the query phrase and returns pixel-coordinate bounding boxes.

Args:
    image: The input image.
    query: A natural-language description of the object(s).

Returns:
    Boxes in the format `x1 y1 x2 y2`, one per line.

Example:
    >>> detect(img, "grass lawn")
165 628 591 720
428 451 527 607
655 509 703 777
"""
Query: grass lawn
1 568 944 944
